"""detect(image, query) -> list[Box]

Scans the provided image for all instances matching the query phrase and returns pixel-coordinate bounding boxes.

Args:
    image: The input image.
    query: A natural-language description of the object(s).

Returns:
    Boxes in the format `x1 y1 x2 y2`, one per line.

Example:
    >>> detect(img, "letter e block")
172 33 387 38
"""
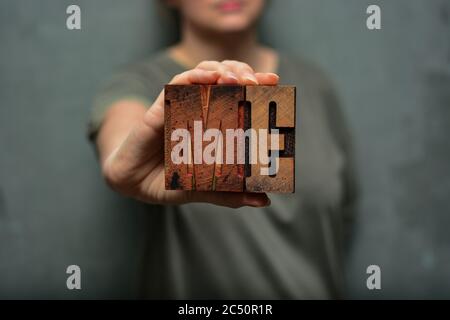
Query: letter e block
245 86 295 193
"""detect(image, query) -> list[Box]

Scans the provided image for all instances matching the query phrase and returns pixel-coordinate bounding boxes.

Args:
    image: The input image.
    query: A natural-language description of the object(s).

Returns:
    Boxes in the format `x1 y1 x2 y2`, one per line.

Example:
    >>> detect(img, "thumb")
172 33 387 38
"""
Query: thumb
111 69 221 171
143 69 221 131
187 191 271 209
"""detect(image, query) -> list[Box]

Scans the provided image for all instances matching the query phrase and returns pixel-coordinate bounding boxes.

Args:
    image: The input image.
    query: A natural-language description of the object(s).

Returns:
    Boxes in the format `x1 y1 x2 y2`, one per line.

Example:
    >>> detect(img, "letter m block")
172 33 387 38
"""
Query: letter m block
164 85 245 191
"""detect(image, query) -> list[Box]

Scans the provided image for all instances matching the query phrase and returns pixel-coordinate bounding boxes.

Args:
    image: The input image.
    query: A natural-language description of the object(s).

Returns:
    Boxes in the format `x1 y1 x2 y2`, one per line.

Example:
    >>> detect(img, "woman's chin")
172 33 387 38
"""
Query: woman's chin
204 16 254 34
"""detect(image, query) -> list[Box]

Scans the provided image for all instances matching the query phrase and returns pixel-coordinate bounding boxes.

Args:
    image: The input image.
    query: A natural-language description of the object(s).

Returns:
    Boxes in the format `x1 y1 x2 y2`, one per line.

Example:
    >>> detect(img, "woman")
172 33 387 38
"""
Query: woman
89 0 357 299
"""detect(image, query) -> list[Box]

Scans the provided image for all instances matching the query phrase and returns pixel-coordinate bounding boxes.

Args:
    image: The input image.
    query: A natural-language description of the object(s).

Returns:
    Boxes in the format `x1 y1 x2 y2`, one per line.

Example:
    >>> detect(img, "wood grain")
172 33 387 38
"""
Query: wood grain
164 85 295 193
245 86 295 193
165 85 244 191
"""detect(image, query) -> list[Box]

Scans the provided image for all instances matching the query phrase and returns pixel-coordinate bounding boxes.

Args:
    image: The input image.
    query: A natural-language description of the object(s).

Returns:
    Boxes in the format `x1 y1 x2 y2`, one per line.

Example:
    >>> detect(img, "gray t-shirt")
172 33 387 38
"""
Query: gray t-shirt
89 50 357 299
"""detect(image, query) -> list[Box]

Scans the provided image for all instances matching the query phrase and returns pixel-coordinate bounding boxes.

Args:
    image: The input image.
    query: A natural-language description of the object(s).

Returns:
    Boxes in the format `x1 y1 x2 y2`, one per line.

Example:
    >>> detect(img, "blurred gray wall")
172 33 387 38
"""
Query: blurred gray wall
0 0 449 299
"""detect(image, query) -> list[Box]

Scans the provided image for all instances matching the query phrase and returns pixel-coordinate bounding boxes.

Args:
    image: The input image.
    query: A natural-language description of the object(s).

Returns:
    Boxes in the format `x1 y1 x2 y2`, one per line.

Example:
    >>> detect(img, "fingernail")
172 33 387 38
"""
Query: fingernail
243 73 258 84
267 73 280 79
247 197 271 208
225 72 239 81
257 198 271 207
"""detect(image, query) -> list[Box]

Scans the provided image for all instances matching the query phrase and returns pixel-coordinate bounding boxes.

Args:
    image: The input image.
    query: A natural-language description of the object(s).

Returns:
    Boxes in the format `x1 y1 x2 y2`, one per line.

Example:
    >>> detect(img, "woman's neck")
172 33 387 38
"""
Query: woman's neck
169 21 278 73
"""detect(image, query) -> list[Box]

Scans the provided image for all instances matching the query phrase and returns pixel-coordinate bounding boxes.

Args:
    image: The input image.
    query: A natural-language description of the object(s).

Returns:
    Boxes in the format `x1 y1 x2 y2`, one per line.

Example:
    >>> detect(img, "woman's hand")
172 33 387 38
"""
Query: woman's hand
98 60 279 208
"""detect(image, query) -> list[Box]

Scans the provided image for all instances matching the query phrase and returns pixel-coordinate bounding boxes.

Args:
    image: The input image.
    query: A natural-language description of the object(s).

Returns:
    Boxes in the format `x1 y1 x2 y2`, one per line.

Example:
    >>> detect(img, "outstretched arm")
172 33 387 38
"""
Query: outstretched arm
96 60 279 208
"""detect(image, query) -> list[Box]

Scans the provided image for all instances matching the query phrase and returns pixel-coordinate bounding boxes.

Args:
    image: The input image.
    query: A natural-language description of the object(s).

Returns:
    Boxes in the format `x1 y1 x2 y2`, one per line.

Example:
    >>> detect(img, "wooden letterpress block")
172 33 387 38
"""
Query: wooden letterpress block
164 85 296 193
164 85 245 192
245 86 296 193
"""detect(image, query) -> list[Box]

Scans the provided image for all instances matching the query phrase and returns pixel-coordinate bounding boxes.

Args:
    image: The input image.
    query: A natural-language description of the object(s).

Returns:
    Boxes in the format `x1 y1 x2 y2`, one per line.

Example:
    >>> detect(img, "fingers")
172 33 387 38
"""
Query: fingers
255 72 279 85
196 61 240 84
169 69 221 85
187 191 271 209
196 60 280 86
197 60 257 85
221 60 258 85
143 68 222 131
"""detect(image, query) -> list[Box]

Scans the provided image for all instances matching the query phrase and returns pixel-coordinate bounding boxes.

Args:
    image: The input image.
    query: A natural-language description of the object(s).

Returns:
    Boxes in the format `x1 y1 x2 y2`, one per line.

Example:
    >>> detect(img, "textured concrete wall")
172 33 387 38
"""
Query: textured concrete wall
0 0 449 298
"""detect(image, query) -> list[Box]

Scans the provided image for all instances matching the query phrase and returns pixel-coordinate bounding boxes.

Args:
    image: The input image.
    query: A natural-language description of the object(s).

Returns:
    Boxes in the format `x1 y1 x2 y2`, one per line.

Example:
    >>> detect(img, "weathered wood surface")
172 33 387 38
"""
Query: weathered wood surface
165 85 244 191
245 86 295 193
164 85 295 193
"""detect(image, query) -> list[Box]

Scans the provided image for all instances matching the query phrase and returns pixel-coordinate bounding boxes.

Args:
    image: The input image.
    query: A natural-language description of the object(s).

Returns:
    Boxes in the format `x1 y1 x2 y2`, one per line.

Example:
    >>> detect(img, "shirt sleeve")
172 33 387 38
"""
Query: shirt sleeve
87 68 154 142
